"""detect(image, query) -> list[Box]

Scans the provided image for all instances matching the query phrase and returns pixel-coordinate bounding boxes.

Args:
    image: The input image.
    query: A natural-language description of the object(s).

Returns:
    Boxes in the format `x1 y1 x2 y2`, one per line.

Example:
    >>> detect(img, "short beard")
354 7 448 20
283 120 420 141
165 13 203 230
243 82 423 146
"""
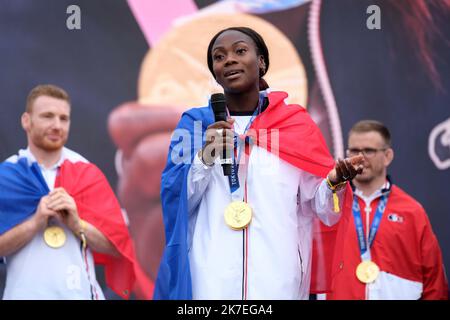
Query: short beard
354 167 384 186
31 134 66 152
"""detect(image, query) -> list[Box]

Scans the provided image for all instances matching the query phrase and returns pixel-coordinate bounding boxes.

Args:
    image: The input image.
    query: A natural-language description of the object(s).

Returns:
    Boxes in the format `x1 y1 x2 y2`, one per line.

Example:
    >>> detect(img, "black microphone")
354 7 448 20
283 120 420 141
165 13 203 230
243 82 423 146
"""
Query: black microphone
211 93 232 176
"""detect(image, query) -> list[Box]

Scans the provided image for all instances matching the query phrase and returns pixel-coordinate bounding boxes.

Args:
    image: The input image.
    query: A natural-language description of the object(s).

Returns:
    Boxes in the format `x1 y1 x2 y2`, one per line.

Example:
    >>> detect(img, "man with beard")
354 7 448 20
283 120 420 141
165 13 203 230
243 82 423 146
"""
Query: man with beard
0 84 149 299
328 120 448 300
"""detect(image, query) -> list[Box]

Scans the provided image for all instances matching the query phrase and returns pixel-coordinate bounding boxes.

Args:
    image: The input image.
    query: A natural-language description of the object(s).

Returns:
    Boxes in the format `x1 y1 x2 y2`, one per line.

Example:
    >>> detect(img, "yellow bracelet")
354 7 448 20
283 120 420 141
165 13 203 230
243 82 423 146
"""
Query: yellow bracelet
79 219 87 233
326 177 346 190
79 219 88 249
326 177 346 213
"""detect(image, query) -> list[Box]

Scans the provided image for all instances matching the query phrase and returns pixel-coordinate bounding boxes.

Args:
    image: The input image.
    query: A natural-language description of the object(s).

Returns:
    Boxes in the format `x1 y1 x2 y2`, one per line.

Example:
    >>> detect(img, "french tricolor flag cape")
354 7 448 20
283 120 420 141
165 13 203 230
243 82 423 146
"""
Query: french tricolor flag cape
155 91 353 299
0 149 153 299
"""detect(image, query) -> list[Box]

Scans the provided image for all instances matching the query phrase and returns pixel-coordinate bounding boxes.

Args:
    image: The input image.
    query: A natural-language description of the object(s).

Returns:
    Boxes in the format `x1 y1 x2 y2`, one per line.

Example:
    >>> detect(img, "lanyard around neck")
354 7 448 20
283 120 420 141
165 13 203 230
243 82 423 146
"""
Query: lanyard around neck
227 93 265 199
352 192 389 258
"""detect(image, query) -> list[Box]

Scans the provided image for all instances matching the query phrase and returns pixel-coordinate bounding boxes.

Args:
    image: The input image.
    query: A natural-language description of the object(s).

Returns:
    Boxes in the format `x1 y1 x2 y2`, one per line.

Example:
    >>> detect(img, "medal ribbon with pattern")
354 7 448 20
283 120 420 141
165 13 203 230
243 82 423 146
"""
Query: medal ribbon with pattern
352 194 389 256
227 92 265 196
352 192 390 283
224 92 266 230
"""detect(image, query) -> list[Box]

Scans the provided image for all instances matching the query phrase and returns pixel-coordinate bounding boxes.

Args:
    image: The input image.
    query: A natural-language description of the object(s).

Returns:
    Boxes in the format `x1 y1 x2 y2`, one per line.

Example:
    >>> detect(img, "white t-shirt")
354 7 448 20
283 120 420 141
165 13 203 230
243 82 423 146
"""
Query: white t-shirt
2 148 105 300
187 115 343 300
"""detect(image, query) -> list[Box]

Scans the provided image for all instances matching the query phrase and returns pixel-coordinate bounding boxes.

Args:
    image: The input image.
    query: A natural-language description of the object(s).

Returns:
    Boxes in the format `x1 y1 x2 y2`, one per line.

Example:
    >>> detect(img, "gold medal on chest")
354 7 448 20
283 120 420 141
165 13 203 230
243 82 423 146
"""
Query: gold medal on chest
43 225 67 249
356 260 380 284
224 201 252 230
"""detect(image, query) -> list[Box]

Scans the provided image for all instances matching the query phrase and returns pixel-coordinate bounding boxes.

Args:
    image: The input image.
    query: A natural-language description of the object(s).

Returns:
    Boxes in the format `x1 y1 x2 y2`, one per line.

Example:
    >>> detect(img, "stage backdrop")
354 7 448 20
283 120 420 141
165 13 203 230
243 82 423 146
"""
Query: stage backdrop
1 0 449 299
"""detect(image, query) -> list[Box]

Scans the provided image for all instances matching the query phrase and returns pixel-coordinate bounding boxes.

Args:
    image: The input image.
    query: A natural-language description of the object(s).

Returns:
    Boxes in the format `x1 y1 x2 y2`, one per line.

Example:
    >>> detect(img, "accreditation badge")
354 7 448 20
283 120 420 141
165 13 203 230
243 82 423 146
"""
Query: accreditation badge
224 201 252 230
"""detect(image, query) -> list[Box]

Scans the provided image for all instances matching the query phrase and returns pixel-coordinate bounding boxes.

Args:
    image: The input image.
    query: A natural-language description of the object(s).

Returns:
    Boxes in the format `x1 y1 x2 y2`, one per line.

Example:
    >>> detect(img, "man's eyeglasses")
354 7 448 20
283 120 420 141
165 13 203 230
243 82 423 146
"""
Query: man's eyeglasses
346 148 388 157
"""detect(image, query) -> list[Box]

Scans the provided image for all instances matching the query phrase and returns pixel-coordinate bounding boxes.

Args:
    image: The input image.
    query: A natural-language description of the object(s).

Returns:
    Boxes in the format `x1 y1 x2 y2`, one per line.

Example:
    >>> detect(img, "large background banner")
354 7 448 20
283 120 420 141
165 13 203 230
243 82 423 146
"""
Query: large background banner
1 0 449 299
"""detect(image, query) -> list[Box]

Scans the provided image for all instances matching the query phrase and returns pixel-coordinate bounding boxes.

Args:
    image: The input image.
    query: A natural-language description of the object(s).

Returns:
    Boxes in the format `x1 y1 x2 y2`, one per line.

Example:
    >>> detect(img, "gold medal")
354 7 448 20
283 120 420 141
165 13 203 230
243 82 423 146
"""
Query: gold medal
224 201 252 230
356 260 380 284
43 226 67 249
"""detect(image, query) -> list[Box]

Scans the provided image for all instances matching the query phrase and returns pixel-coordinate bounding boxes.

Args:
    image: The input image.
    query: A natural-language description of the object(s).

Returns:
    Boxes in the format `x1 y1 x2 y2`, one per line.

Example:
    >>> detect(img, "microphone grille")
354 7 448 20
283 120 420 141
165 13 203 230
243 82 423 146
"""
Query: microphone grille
211 93 225 103
210 93 226 112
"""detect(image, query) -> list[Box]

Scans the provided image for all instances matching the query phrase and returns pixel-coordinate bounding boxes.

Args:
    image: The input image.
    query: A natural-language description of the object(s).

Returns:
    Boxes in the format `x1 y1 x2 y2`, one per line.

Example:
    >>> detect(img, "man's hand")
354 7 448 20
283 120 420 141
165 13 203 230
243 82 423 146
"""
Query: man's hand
328 154 364 185
47 187 81 234
0 196 59 257
30 195 60 232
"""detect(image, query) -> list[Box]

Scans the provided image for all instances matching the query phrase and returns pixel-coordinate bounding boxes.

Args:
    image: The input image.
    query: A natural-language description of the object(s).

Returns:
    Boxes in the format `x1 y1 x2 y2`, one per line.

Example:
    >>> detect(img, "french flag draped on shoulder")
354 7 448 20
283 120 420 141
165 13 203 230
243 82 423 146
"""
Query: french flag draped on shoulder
155 91 353 299
0 148 153 299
